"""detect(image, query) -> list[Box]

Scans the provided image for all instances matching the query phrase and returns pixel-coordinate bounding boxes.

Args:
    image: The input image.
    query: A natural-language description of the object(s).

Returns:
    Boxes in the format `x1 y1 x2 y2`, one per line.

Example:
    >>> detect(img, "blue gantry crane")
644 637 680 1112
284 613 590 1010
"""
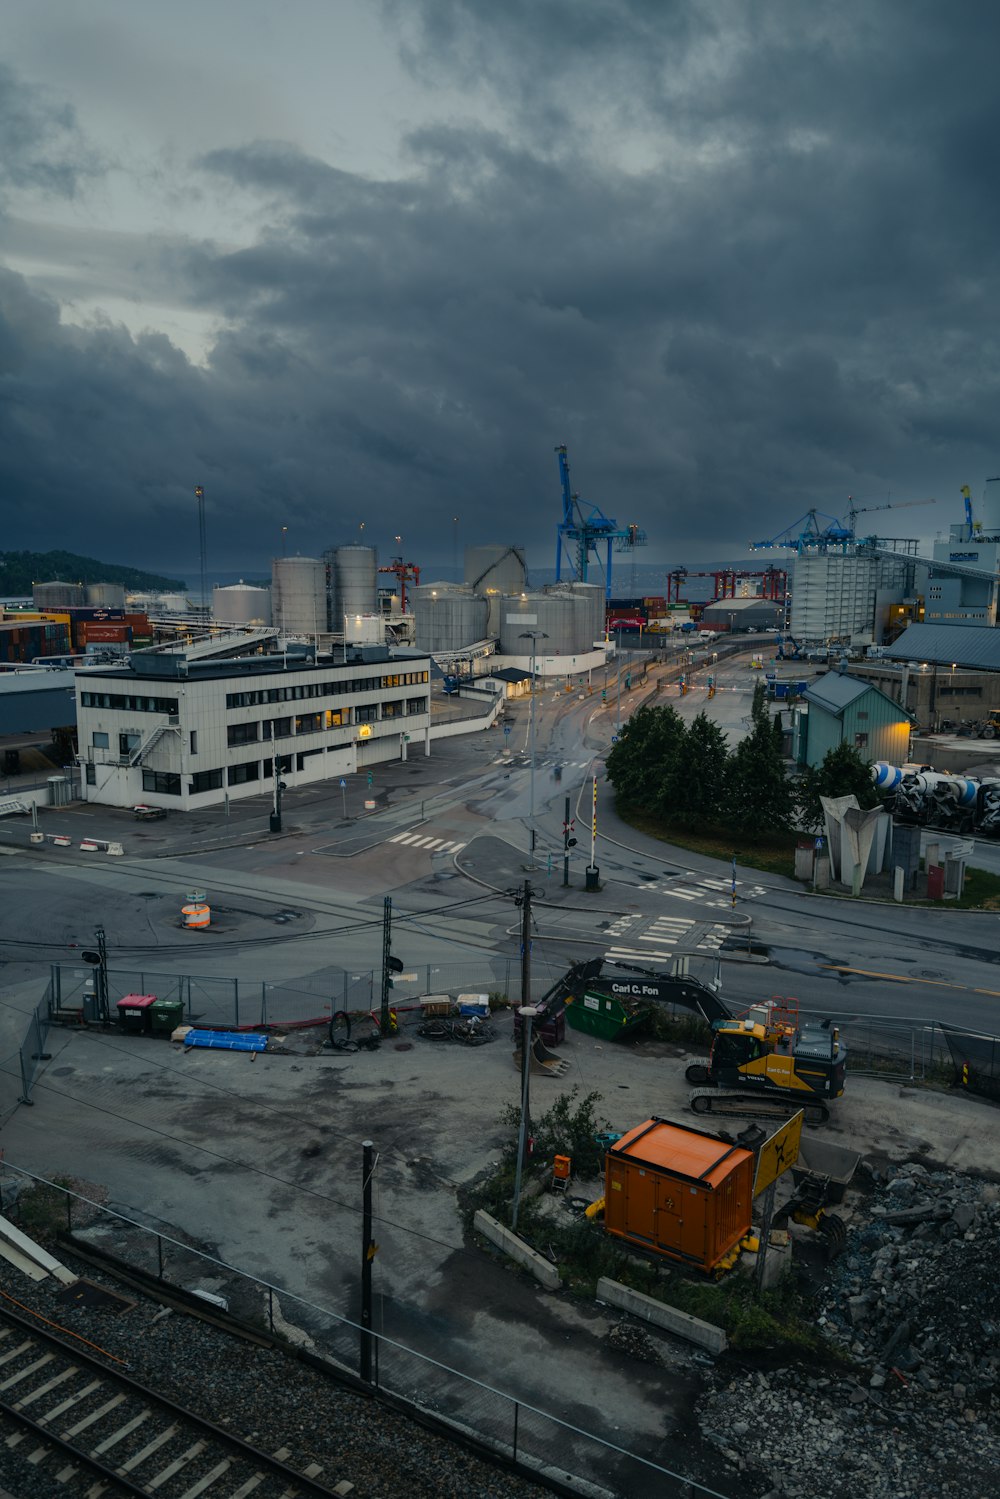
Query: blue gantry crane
554 445 647 599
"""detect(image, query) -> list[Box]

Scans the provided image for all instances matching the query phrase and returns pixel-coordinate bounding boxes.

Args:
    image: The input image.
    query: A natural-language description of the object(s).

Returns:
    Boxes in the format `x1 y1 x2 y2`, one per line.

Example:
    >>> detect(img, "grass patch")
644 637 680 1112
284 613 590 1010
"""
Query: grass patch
617 803 799 879
13 1179 71 1239
461 1092 824 1358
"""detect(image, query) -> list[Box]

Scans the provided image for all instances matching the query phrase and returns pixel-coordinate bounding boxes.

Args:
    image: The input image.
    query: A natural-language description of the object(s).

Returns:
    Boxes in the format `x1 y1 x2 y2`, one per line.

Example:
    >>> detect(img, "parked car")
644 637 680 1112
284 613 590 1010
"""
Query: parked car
133 804 167 821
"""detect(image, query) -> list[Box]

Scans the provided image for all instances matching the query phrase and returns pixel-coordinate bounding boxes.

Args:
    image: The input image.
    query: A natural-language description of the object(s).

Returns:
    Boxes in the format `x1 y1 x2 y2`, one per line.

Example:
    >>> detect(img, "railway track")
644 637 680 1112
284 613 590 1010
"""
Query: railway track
0 1303 352 1499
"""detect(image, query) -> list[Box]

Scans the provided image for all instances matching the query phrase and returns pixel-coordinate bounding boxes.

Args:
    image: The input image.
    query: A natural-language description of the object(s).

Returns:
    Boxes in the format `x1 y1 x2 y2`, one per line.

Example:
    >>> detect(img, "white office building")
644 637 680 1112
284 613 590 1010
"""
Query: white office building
75 646 432 810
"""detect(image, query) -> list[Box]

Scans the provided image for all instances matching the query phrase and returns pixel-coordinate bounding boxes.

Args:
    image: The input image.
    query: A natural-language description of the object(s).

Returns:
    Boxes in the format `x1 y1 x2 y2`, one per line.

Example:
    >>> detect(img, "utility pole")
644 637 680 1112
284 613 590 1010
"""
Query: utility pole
380 896 392 1034
269 723 283 834
519 630 548 866
195 485 208 621
95 925 109 1024
360 1140 375 1381
519 878 532 1006
563 795 573 887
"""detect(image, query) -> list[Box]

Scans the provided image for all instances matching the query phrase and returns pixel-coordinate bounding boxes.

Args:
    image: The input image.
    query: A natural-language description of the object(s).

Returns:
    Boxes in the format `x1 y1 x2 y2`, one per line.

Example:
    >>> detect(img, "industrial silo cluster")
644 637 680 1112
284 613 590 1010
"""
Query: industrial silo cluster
260 538 604 657
268 545 384 641
410 546 602 657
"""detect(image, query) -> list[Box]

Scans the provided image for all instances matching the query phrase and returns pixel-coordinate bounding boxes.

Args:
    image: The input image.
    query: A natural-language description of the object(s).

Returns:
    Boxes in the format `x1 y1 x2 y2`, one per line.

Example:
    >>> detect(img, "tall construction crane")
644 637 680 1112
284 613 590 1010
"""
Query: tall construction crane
845 495 936 535
554 445 647 599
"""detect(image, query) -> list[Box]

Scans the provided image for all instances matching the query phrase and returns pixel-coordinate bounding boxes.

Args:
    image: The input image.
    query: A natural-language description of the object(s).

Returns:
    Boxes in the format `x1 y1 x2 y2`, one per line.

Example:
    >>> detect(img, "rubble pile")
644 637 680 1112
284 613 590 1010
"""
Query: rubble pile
697 1161 1000 1498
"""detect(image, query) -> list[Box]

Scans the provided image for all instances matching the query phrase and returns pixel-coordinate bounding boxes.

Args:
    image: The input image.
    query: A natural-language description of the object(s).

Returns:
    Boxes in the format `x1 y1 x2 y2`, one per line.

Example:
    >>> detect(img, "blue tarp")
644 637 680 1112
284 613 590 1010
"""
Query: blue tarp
183 1030 268 1053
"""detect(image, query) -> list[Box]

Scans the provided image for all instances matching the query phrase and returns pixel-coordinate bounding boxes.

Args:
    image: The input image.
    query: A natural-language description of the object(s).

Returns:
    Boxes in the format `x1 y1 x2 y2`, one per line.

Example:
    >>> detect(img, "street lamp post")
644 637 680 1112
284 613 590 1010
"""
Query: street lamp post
519 630 548 865
616 626 623 735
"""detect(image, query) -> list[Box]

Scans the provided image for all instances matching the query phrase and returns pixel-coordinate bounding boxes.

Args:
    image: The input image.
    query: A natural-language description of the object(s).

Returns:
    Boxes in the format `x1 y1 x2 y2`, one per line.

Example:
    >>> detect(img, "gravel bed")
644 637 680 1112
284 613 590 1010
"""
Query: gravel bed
0 1246 553 1499
697 1160 1000 1499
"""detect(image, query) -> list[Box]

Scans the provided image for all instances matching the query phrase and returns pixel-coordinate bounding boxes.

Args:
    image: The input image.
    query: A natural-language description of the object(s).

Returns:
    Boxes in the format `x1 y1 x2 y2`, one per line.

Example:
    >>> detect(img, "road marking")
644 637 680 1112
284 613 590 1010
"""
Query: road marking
824 964 981 993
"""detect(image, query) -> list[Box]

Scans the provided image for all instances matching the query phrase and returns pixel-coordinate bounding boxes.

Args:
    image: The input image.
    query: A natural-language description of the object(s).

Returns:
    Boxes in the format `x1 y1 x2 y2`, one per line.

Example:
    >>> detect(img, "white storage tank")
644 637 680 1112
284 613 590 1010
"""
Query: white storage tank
272 557 326 637
33 581 84 609
555 582 605 645
414 584 489 653
326 545 377 626
85 582 126 608
500 592 594 657
464 544 527 596
981 476 1000 534
213 581 272 626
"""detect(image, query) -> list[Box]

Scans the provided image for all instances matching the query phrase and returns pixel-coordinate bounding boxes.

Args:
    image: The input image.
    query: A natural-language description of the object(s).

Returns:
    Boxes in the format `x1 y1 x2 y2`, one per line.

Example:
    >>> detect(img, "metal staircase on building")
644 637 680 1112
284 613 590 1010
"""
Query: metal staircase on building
128 719 181 767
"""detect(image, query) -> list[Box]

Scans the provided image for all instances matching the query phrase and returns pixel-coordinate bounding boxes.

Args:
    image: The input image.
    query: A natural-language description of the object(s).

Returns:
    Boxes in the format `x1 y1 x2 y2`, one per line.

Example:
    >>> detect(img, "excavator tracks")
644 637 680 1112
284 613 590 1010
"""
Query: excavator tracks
688 1087 829 1126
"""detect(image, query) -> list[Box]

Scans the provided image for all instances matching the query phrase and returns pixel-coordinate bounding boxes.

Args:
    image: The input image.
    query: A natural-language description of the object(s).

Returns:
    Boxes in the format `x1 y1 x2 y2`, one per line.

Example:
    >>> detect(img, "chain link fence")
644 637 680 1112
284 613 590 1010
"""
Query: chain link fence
43 956 576 1032
0 1163 725 1499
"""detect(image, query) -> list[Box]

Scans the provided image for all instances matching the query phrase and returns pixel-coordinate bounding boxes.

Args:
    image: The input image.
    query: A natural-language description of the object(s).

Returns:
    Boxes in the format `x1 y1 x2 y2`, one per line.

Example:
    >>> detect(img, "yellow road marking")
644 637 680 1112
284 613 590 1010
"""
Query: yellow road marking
824 964 1000 997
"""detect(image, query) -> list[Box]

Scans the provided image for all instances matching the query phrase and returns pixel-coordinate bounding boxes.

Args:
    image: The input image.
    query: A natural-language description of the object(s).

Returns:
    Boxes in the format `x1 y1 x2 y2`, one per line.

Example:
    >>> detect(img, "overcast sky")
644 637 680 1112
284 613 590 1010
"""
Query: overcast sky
1 1 998 583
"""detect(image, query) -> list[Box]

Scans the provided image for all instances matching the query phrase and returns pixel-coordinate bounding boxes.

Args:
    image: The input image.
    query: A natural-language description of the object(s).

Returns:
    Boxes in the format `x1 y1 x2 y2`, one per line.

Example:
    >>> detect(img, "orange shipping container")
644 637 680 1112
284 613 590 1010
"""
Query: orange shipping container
604 1118 753 1273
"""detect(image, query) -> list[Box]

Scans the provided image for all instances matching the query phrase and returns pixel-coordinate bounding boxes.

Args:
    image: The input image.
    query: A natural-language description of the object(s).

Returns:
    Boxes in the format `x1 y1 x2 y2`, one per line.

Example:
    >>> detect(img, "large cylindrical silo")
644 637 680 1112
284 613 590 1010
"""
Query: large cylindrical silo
33 581 84 609
464 544 527 596
272 557 327 636
213 582 272 626
556 582 605 645
325 545 377 627
500 592 592 656
86 582 126 608
413 584 488 652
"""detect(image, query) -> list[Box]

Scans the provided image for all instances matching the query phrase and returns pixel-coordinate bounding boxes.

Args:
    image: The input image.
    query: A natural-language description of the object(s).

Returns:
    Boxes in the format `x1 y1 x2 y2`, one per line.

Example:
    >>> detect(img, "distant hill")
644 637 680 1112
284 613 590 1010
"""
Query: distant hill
0 550 185 595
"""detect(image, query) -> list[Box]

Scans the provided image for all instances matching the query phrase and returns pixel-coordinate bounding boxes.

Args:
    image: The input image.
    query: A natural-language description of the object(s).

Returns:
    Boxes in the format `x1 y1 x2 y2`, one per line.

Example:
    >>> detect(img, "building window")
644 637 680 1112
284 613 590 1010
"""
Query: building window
295 711 321 734
228 761 260 786
190 730 198 754
92 731 109 749
382 701 400 719
324 709 345 728
262 755 292 777
85 763 96 785
227 722 260 747
854 732 869 749
80 691 178 714
142 770 181 795
406 697 427 715
119 731 140 757
191 768 224 794
262 717 292 738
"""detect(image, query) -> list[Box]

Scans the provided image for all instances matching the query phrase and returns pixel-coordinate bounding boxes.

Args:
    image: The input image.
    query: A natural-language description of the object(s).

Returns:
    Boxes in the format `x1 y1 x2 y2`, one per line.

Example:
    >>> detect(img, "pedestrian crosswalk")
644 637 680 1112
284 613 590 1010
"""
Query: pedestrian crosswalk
387 831 467 853
638 874 768 908
604 912 731 961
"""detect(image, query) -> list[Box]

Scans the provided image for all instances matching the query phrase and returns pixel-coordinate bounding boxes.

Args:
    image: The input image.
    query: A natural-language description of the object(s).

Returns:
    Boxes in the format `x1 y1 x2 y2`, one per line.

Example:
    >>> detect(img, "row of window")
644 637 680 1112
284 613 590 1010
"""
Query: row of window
133 751 323 796
225 671 428 709
226 700 426 745
81 691 179 714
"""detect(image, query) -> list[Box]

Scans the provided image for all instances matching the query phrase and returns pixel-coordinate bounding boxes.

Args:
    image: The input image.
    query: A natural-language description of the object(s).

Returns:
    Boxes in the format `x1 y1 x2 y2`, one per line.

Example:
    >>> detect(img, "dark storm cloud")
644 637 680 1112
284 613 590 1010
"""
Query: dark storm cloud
3 4 1000 574
0 63 97 196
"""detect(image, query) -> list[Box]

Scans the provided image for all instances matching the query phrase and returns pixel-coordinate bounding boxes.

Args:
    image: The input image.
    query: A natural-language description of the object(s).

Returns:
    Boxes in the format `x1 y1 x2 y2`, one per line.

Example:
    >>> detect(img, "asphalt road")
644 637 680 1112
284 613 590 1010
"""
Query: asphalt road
2 648 1000 1496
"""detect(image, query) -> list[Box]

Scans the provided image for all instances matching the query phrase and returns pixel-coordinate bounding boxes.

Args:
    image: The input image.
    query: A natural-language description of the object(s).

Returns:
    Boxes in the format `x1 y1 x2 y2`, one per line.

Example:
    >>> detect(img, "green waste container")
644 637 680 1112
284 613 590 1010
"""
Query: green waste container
150 999 185 1036
566 989 652 1042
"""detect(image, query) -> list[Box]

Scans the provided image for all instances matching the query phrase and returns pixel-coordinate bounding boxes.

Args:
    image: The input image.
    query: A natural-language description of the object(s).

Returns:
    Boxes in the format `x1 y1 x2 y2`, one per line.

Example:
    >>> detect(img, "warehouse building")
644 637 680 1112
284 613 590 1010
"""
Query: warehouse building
75 645 432 810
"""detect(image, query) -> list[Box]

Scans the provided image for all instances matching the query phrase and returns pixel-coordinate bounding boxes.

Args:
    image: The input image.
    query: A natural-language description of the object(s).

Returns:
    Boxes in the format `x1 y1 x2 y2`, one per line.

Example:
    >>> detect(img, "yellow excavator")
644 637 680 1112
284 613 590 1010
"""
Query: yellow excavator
685 998 847 1125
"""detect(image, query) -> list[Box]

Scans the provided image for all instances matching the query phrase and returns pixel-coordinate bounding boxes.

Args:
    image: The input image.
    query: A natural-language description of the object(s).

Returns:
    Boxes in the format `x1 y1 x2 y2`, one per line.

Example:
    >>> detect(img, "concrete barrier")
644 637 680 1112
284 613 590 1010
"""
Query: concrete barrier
596 1276 727 1354
473 1210 560 1291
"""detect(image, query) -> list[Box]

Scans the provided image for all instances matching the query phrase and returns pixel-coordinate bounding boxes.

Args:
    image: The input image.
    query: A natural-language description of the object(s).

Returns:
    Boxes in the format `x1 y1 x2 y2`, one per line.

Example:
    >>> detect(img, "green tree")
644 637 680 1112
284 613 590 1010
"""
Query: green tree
796 742 883 832
725 707 796 840
605 702 686 811
670 712 729 830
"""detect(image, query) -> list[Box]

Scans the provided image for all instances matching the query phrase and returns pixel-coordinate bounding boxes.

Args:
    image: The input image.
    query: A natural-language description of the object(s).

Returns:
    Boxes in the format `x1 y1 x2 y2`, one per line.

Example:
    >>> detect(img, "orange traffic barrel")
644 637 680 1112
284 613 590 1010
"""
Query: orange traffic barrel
181 903 211 928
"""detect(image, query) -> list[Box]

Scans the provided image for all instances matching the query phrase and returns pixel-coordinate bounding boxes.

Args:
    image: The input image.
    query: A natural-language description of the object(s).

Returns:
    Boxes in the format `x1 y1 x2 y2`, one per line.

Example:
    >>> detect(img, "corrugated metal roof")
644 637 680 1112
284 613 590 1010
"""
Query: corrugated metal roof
803 671 909 720
803 672 871 714
886 623 1000 671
